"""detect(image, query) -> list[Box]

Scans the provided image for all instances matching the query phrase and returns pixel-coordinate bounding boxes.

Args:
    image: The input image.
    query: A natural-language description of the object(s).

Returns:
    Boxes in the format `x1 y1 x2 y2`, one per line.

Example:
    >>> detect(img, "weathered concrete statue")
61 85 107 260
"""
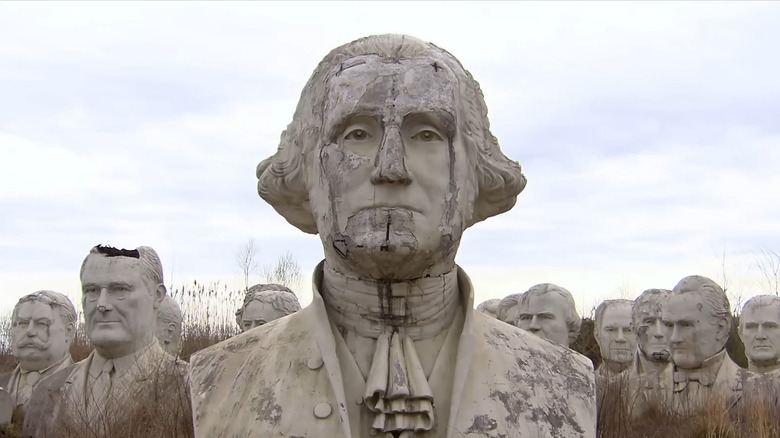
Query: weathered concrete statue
23 245 192 437
0 291 75 423
498 284 581 347
189 34 596 437
627 289 672 387
594 299 637 376
235 283 301 332
156 294 183 357
475 298 500 318
739 295 780 374
660 275 751 413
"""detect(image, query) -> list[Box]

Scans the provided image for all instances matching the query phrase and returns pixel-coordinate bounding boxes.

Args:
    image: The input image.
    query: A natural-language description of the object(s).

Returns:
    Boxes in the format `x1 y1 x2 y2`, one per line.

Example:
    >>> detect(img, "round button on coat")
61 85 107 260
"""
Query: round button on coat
313 402 332 419
307 357 324 370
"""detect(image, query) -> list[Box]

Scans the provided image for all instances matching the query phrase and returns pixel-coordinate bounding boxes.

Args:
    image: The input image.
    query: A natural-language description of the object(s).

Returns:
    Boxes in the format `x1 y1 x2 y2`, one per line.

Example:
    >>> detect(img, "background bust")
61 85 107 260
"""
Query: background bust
594 299 637 374
498 284 581 347
156 294 183 356
739 295 780 374
235 283 301 332
632 288 672 365
11 290 76 373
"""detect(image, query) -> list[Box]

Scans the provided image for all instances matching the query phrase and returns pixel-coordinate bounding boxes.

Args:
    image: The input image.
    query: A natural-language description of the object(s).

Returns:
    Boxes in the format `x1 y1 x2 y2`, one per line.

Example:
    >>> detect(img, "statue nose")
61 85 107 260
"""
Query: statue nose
370 125 412 185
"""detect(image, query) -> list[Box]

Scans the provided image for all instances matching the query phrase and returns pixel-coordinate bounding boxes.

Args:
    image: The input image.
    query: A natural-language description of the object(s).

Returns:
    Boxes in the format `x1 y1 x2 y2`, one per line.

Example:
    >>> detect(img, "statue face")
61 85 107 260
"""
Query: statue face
309 57 469 279
81 255 162 358
662 293 723 369
516 294 571 346
597 305 636 364
741 305 780 367
635 304 670 361
12 301 70 371
241 300 286 332
156 318 182 356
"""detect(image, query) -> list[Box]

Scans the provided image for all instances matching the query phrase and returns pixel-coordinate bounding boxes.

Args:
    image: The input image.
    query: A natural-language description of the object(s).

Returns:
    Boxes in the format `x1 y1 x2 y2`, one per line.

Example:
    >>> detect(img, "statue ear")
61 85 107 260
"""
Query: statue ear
716 317 730 342
154 285 167 309
66 322 75 343
167 322 176 334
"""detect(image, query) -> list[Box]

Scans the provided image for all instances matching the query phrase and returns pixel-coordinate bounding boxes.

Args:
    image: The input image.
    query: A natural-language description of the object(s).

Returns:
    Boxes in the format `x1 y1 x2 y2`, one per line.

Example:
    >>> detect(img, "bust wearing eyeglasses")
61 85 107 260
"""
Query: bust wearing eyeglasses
23 245 193 437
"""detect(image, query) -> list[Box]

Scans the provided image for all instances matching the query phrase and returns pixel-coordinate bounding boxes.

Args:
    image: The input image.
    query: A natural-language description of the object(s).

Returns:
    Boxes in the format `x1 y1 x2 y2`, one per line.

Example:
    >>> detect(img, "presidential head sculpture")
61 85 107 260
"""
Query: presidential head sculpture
156 294 183 356
633 288 672 363
235 283 301 332
80 245 166 359
662 275 731 370
499 284 580 347
739 295 780 373
256 34 526 281
476 298 501 318
594 299 636 370
11 290 76 372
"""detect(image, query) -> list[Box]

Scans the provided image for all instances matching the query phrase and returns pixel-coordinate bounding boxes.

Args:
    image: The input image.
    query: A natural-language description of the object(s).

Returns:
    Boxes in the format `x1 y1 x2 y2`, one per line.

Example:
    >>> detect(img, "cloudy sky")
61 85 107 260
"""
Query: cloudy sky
2 2 779 315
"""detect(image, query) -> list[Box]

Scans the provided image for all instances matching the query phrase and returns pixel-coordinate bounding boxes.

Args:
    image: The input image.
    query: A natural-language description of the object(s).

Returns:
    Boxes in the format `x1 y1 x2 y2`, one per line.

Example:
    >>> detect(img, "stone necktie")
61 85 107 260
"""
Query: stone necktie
16 371 41 407
89 359 115 419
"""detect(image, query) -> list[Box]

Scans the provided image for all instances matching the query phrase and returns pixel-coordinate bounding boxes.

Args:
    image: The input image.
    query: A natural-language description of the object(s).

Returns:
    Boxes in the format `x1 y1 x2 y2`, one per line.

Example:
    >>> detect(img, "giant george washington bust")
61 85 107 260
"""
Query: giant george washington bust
189 34 596 438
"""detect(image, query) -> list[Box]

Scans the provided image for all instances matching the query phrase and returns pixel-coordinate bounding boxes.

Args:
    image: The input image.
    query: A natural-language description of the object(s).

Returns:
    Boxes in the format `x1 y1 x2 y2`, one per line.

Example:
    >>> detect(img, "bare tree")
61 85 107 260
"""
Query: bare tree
236 239 259 291
262 251 302 294
754 247 780 296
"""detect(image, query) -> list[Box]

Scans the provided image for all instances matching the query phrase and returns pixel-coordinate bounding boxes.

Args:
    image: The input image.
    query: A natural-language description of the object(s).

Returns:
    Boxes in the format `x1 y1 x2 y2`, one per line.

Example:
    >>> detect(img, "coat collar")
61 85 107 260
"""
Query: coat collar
309 260 478 438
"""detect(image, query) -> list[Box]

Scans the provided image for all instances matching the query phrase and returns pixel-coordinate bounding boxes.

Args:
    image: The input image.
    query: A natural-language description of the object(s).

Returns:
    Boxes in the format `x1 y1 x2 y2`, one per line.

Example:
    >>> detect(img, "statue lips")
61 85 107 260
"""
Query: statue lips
17 340 47 350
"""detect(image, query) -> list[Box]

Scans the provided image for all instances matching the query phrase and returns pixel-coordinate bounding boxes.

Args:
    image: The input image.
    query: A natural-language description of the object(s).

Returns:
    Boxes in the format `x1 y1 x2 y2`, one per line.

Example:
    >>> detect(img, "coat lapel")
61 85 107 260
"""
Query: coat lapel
311 262 352 438
447 267 477 438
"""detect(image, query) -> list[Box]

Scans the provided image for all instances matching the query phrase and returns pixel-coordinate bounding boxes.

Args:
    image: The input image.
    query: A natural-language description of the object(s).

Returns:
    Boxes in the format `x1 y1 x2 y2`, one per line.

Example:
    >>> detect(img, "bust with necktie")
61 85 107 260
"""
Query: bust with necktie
659 275 755 414
22 245 193 438
189 34 596 438
0 290 76 426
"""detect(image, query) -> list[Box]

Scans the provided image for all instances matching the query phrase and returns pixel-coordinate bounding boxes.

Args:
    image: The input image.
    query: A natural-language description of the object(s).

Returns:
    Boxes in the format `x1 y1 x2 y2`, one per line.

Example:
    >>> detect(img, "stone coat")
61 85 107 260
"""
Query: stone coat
189 263 597 438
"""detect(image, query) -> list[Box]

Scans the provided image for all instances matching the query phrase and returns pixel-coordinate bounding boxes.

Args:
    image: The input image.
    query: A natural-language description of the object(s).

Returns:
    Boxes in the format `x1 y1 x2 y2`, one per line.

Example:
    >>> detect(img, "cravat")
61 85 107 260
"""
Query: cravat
673 370 715 392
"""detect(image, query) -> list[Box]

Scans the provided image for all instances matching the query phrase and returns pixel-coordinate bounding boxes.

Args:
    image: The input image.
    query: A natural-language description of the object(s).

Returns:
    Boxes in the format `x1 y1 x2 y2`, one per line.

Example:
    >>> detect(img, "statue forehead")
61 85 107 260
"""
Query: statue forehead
743 303 780 321
82 254 142 277
324 57 458 128
522 292 568 311
15 300 54 318
601 304 632 324
663 292 713 320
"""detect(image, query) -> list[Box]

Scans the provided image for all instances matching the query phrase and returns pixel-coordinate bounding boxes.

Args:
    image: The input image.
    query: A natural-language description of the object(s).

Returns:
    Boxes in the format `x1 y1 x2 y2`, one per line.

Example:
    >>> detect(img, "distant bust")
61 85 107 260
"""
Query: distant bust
632 289 672 369
235 283 301 331
475 298 500 318
739 295 780 374
189 34 595 438
3 290 76 421
23 245 192 437
156 294 183 356
660 275 751 412
594 299 636 375
498 284 581 347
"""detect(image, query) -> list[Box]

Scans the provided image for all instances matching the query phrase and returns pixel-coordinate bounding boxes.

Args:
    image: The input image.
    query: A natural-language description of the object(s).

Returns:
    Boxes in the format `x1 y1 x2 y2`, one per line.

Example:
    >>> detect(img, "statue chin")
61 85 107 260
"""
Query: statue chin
329 207 455 280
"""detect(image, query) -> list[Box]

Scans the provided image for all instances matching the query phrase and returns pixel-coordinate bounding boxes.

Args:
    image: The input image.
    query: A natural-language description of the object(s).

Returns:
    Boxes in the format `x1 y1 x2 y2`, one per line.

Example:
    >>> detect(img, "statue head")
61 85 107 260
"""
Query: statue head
256 34 526 280
632 288 672 363
11 290 76 371
594 299 636 367
80 245 166 359
156 294 183 356
500 284 580 347
235 283 301 332
739 295 780 372
476 298 501 318
662 275 731 370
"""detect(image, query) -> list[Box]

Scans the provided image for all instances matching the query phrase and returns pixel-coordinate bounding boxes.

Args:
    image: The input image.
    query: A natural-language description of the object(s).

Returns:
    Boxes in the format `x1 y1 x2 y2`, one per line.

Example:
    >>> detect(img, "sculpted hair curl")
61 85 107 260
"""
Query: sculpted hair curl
257 34 527 234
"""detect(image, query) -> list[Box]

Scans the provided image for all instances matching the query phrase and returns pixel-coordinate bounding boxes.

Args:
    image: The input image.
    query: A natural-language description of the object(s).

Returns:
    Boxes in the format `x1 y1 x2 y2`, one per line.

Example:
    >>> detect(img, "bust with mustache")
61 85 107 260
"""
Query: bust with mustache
0 290 76 423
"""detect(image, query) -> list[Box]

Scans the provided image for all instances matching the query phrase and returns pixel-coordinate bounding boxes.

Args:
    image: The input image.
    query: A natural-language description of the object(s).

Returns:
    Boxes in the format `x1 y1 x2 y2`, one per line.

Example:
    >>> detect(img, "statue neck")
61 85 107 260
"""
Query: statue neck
320 261 461 341
600 358 631 374
637 349 668 374
749 360 780 374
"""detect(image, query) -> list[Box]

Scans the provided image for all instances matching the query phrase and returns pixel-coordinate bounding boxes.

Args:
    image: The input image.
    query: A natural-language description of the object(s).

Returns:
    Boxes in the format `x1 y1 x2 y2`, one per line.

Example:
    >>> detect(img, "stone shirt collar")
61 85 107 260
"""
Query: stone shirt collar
89 340 164 380
321 262 461 341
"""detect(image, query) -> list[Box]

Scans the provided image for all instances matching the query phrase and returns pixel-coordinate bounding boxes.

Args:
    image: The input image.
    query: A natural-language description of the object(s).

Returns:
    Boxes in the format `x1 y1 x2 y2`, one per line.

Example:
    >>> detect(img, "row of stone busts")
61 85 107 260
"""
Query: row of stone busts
483 275 780 415
1 244 302 435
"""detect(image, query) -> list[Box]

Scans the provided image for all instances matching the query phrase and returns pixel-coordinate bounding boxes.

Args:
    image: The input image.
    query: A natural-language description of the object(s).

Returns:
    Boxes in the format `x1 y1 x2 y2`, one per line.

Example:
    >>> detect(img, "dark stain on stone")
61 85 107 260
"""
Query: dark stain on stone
251 387 283 425
466 414 497 434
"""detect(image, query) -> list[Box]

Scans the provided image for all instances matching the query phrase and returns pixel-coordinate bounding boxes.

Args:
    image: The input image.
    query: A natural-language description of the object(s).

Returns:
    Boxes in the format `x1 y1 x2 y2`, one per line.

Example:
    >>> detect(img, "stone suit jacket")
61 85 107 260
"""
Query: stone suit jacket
189 263 597 438
659 351 752 411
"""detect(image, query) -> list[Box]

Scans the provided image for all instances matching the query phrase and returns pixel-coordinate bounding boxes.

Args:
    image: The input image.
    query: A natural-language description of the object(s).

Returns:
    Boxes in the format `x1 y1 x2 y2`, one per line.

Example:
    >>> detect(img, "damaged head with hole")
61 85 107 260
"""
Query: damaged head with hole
257 34 526 281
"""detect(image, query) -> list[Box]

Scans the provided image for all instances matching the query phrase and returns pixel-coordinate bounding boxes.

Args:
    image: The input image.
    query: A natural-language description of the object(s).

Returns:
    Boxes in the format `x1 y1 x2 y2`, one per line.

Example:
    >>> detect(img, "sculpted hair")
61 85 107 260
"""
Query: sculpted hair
158 294 183 327
671 275 731 328
80 245 164 294
740 295 780 331
235 284 302 326
594 299 633 336
256 33 527 234
476 298 501 317
496 293 523 324
631 288 671 326
520 283 582 337
13 290 77 328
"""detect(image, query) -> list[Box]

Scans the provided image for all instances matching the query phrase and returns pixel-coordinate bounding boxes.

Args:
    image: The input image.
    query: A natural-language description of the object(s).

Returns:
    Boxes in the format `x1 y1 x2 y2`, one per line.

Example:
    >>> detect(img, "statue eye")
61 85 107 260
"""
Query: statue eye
411 130 443 142
344 129 372 141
